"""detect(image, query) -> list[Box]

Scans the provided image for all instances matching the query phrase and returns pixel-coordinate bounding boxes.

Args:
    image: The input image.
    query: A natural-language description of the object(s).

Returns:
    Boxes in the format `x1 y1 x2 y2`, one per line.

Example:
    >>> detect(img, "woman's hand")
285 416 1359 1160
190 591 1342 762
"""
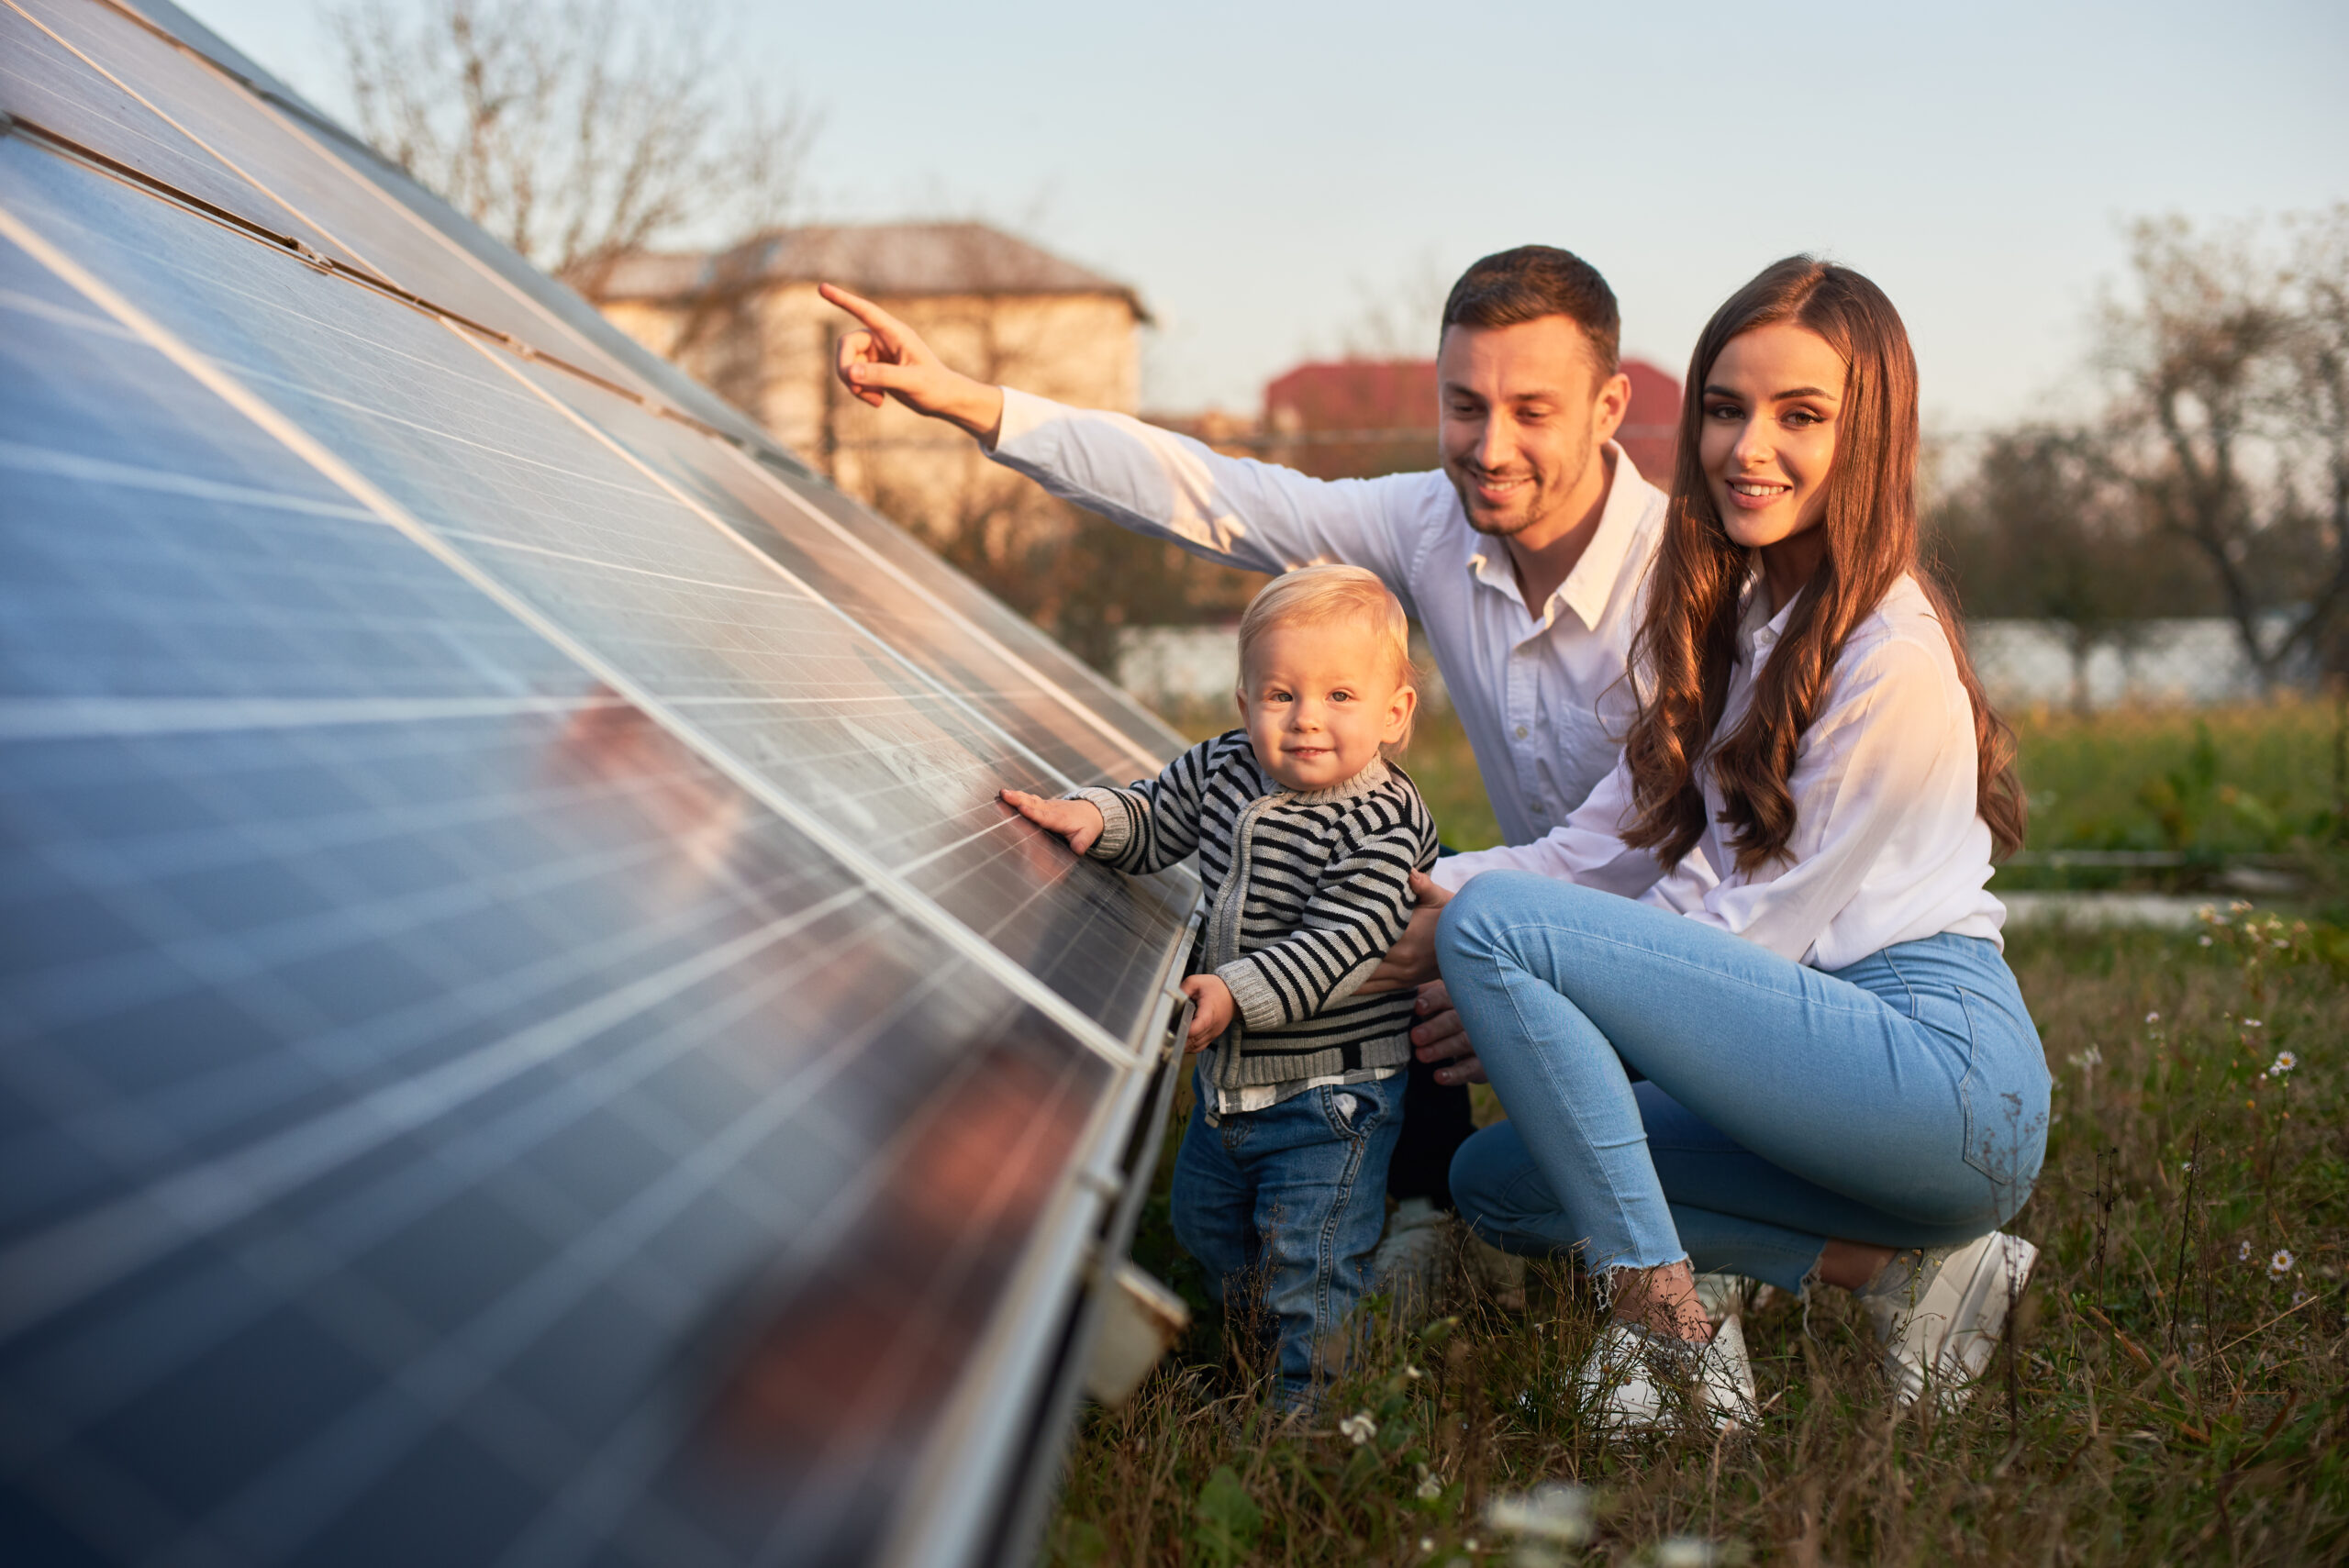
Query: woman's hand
1358 871 1452 994
820 284 1007 440
1001 788 1106 854
1180 973 1234 1051
1410 979 1486 1085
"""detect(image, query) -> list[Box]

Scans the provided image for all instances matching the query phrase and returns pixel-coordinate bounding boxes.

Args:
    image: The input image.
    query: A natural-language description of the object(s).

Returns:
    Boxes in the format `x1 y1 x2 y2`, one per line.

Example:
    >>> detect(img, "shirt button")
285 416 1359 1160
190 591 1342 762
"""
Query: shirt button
1515 725 1530 739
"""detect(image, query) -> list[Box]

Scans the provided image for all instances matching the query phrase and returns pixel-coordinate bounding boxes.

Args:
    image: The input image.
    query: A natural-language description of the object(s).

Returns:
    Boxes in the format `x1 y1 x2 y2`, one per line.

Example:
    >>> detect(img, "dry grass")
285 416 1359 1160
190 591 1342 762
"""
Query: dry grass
1049 909 2346 1566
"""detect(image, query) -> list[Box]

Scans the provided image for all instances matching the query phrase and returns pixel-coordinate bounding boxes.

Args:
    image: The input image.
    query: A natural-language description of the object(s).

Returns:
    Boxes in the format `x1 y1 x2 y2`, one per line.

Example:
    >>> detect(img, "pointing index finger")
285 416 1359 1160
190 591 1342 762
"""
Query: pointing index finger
817 282 909 347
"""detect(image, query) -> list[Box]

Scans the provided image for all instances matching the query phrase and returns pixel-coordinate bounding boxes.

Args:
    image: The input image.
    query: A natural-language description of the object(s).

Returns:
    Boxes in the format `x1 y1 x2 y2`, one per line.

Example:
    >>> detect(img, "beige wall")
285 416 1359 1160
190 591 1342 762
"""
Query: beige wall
600 283 1140 552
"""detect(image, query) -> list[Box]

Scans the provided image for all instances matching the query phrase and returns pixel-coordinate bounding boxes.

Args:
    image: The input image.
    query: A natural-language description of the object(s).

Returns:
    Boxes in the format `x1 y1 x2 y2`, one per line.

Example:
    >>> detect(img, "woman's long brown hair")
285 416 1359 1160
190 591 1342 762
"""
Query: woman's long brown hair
1619 257 2027 872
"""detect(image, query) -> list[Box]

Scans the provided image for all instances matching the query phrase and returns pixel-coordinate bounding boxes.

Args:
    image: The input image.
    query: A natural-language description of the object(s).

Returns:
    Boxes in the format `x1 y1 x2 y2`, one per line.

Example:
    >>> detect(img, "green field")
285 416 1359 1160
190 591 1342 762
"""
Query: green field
1182 695 2349 866
1070 701 2349 1563
1997 699 2346 896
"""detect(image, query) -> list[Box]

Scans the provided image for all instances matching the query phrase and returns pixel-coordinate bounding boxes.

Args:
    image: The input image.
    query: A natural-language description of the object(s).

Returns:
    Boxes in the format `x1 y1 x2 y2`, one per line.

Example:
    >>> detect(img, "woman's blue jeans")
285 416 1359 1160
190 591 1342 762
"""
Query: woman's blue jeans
1435 873 2050 1296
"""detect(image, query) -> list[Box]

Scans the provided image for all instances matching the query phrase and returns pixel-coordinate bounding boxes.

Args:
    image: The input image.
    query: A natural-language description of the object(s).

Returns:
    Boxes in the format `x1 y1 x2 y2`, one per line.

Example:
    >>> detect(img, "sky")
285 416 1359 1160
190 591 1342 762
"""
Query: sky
180 0 2348 431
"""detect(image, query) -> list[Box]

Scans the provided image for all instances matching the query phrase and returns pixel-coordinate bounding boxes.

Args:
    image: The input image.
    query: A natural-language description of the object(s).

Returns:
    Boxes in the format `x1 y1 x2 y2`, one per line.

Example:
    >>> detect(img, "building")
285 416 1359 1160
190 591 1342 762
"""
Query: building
595 222 1148 547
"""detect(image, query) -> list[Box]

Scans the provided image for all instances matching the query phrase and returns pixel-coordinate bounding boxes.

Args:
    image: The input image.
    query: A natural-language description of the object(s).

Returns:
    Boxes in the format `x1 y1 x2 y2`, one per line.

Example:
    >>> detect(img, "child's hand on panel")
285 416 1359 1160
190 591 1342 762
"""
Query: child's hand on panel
1000 788 1106 854
1179 973 1233 1051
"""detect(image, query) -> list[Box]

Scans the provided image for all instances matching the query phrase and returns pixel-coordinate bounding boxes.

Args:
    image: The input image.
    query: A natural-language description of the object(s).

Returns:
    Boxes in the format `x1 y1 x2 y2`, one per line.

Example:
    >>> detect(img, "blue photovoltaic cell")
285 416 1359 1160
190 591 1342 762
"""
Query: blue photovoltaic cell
513 359 1161 795
763 463 1194 772
0 0 358 265
13 0 1190 777
9 0 680 401
0 184 1122 1568
0 140 1187 1043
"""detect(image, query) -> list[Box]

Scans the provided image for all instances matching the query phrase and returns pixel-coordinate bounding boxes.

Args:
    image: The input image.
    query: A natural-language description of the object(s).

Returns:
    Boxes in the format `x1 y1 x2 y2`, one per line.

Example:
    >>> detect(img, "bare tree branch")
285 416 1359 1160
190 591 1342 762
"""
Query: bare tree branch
328 0 817 295
2097 213 2344 688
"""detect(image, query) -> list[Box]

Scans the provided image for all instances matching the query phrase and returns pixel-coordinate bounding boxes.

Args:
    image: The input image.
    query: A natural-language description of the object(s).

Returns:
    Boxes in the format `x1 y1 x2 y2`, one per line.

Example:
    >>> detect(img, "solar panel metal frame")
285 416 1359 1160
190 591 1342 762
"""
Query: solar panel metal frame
0 6 1202 1562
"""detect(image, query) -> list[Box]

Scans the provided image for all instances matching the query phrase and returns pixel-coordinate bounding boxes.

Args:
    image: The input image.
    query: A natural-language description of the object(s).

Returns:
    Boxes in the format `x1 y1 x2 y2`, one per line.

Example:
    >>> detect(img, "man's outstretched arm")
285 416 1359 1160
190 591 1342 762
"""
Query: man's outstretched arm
822 284 1419 588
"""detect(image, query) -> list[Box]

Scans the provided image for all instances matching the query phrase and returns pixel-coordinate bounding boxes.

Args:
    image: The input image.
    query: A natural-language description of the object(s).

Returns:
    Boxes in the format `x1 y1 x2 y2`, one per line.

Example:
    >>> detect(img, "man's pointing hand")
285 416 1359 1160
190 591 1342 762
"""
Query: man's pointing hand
819 283 1006 442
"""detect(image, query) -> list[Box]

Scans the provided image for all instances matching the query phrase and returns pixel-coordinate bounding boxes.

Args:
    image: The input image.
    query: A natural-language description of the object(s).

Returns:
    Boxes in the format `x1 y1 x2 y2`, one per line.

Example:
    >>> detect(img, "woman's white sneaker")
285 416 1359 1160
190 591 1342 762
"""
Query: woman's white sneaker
1574 1316 1758 1436
1857 1231 2038 1410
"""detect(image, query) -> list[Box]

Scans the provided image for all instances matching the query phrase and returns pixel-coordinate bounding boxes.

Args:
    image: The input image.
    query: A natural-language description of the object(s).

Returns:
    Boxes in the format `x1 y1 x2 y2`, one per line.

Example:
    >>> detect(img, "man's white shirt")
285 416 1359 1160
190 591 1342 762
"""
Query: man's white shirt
991 387 1669 844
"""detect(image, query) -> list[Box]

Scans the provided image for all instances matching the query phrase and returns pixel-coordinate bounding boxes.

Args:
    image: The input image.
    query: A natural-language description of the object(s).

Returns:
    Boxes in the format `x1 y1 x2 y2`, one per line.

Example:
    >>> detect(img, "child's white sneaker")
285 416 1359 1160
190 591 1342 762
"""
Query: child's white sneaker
1574 1316 1758 1437
1855 1231 2038 1410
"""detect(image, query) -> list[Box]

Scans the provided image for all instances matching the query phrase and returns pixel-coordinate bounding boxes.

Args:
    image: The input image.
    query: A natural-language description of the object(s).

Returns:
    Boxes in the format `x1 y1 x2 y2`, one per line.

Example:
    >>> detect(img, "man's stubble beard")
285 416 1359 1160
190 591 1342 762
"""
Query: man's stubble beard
1446 414 1600 542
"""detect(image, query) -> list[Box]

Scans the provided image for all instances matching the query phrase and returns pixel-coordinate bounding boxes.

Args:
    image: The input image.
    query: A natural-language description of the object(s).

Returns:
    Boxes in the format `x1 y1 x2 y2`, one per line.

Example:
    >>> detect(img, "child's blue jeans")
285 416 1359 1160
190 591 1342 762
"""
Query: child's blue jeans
1171 1065 1404 1402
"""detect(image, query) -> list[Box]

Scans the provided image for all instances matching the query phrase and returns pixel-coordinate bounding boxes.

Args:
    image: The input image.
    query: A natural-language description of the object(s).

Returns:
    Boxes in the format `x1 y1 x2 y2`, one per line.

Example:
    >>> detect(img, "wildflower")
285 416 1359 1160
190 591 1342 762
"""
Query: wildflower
1657 1540 1721 1568
2244 1018 2264 1029
2199 935 2214 947
1420 1538 1436 1553
1339 1411 1377 1446
1486 1483 1594 1546
1404 1363 1424 1380
1416 1463 1443 1501
2271 1249 2295 1279
2230 899 2253 914
2145 1011 2161 1025
2270 1051 2296 1075
2239 1240 2254 1262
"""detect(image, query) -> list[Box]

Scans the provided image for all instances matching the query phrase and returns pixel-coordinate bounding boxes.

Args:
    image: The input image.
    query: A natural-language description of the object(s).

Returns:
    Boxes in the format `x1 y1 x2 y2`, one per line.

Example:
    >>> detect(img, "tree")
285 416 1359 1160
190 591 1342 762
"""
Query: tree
2282 206 2349 677
1932 427 2159 713
328 0 815 298
2099 210 2349 688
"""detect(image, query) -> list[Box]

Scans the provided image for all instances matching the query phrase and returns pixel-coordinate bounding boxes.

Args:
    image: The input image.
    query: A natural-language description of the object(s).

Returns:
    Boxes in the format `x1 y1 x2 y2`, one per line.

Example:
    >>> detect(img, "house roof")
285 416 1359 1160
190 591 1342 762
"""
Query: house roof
596 222 1148 318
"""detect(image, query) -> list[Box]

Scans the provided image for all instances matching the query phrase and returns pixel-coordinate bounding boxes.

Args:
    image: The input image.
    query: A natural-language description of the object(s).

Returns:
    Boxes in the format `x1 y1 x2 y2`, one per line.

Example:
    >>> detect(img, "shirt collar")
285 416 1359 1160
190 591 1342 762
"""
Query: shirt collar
1275 755 1393 806
1555 444 1655 631
1460 444 1654 631
1736 574 1803 664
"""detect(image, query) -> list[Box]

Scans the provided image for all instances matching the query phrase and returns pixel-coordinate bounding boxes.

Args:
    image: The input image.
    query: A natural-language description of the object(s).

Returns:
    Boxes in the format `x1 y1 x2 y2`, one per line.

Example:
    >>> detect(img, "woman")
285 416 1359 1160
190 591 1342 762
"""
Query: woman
1418 256 2049 1431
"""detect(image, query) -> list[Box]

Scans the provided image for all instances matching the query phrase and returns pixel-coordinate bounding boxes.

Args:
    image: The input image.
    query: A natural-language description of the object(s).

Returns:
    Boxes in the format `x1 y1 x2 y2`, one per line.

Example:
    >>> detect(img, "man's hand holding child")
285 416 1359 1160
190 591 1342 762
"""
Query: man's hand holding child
1000 787 1105 855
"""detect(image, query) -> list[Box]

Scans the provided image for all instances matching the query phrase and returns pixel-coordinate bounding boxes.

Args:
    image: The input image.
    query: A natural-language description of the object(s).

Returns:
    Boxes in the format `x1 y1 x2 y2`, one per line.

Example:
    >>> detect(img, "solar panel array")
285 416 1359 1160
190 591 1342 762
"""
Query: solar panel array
0 3 1201 1563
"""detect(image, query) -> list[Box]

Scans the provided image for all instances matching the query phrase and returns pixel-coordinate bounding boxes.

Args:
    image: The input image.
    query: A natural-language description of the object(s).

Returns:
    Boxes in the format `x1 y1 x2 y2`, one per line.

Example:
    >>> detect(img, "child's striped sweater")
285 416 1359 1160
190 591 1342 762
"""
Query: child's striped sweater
1077 729 1440 1095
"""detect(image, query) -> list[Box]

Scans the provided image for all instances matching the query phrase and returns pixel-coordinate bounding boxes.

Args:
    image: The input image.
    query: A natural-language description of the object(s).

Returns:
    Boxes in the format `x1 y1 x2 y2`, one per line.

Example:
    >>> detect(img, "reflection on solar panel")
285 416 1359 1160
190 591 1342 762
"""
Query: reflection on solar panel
0 4 1200 1563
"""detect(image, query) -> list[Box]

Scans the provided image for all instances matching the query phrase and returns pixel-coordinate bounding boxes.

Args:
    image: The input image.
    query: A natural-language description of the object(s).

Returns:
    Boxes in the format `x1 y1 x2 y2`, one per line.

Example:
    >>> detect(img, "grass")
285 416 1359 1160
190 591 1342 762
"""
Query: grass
1065 700 2349 1564
1998 697 2348 897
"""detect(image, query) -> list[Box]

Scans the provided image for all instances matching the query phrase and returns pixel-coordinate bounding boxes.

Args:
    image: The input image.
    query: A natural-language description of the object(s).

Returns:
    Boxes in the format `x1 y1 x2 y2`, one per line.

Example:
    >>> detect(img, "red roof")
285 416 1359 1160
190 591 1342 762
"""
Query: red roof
1618 360 1682 485
1264 361 1436 433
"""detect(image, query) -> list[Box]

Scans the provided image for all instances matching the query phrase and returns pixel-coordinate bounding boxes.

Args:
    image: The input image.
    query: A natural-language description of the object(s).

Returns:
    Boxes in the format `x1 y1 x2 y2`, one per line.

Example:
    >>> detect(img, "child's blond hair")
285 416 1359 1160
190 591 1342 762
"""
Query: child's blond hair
1236 565 1419 751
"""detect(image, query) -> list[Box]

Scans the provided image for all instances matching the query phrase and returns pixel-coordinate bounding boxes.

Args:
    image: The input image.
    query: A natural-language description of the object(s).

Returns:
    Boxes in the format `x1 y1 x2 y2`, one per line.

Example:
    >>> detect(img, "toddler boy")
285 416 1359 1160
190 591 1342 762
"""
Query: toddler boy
1004 565 1440 1403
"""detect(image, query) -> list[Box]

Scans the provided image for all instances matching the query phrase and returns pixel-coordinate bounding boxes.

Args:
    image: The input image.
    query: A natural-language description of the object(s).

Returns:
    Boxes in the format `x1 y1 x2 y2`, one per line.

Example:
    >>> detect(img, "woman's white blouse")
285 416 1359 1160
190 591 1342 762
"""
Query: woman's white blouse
1427 573 2008 971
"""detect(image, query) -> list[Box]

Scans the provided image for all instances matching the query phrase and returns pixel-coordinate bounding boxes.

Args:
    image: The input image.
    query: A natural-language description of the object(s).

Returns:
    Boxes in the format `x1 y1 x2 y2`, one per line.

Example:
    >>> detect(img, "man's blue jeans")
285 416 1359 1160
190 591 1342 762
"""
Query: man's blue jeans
1171 1066 1404 1400
1435 874 2050 1296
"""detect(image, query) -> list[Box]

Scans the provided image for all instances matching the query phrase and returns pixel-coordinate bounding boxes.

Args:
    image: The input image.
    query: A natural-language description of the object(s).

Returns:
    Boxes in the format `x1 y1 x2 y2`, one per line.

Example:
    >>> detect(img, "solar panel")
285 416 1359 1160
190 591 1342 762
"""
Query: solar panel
761 469 1196 773
0 2 349 261
0 6 1200 1563
6 0 688 404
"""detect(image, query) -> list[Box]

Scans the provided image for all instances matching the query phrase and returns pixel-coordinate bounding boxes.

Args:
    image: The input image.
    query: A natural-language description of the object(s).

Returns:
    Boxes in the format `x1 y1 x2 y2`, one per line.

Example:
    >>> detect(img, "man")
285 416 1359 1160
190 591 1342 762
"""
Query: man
823 247 1667 1289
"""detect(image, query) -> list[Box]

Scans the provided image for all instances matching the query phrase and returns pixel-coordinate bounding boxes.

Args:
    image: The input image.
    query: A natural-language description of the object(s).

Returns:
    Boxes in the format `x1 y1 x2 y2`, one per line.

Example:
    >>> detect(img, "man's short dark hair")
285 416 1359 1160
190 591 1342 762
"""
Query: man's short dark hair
1441 246 1620 376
